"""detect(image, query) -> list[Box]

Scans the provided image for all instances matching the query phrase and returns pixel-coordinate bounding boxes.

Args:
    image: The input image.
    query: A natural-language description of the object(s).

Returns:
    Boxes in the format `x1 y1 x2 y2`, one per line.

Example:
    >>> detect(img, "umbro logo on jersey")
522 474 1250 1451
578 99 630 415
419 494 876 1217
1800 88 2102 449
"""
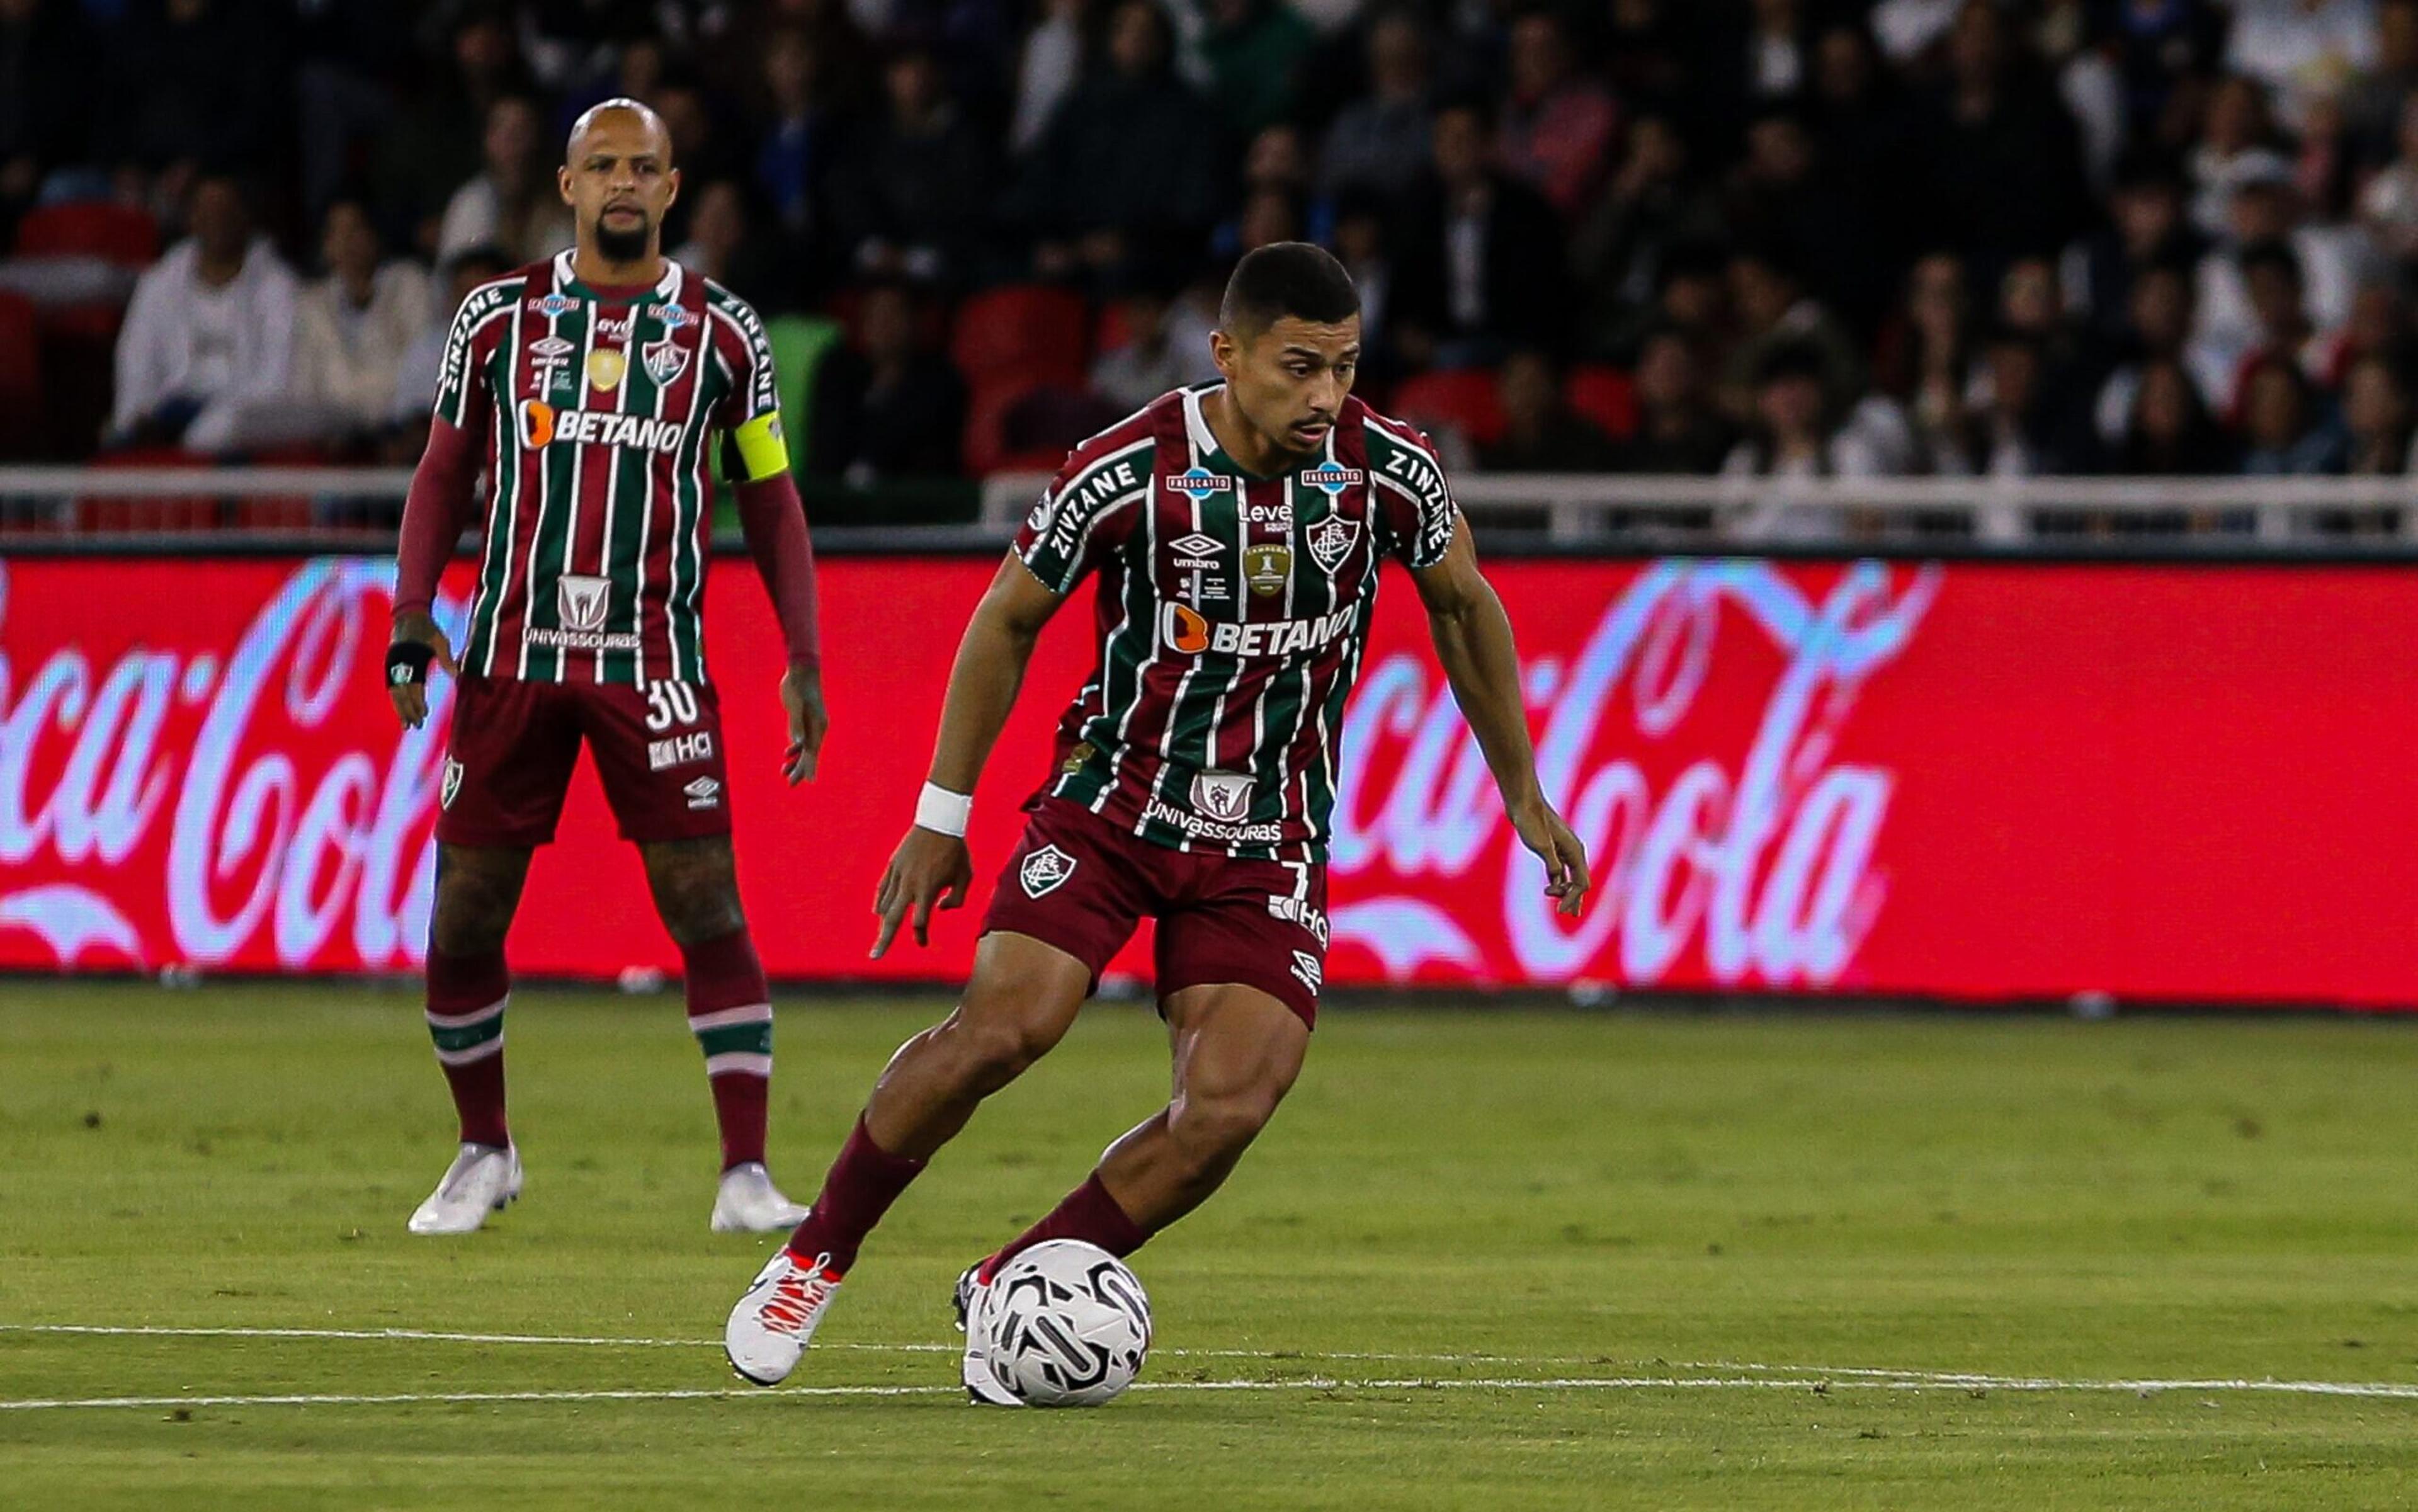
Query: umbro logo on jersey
1019 844 1077 898
1170 531 1223 571
530 336 574 357
1164 467 1235 498
1299 465 1363 495
516 400 683 453
684 776 722 810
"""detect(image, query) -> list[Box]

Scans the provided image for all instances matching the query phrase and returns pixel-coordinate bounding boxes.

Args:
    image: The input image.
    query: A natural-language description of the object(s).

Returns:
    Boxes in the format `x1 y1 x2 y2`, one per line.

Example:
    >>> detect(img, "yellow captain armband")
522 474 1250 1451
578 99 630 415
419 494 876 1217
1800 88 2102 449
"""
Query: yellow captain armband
732 412 790 482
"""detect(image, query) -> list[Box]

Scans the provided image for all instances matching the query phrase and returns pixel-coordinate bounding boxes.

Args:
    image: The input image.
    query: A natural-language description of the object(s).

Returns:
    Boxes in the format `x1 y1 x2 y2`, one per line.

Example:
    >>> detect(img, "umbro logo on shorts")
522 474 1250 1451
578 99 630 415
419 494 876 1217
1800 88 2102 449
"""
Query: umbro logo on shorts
1020 844 1077 899
1290 950 1322 994
684 776 722 810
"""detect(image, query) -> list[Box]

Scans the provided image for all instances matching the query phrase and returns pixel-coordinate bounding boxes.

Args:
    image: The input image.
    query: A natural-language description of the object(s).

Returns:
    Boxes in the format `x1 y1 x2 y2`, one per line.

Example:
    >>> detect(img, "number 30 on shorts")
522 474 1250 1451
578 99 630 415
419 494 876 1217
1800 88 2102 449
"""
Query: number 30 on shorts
644 680 700 732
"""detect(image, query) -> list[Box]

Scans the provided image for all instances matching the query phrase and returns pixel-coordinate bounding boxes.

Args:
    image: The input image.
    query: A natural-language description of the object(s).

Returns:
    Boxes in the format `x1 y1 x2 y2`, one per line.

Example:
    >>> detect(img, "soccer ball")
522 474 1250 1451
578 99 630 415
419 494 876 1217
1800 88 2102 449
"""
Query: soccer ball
979 1240 1152 1407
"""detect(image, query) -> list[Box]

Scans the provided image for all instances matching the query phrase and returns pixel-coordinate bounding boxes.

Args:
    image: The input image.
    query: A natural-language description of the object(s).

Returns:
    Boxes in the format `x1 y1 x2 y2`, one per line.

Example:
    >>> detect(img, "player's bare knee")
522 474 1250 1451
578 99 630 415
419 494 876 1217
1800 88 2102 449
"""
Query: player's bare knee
430 848 527 956
1169 1084 1281 1162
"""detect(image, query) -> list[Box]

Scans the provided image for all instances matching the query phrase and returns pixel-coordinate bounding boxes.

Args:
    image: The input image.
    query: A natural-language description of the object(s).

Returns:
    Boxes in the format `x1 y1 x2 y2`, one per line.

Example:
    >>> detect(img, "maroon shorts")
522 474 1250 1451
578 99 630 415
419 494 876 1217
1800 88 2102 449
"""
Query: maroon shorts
980 797 1329 1028
436 675 732 848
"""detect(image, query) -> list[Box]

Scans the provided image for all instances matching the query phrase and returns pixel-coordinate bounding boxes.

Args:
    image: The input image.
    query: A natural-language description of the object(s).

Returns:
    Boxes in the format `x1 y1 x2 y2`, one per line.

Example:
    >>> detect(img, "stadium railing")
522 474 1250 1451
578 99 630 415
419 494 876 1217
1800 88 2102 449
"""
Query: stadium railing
5 467 2418 550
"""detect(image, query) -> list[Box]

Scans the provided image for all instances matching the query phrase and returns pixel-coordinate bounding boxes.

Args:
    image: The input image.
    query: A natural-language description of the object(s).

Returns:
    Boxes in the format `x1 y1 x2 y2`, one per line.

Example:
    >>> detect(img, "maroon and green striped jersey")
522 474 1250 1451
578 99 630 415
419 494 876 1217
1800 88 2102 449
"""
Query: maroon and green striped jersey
1012 383 1460 863
433 252 781 685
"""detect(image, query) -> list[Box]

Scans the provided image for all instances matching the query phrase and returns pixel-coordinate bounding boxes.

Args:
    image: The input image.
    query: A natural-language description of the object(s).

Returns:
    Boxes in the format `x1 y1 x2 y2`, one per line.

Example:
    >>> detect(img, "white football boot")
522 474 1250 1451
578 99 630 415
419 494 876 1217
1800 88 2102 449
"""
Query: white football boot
953 1261 1021 1407
710 1162 812 1233
406 1143 522 1235
725 1247 844 1385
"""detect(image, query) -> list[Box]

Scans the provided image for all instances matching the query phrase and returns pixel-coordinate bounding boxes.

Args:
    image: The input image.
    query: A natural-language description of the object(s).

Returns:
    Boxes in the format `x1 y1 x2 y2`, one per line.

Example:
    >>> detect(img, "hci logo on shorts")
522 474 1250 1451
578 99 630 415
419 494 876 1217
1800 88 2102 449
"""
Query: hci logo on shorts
558 574 611 633
440 756 463 811
1020 844 1077 898
1190 771 1252 824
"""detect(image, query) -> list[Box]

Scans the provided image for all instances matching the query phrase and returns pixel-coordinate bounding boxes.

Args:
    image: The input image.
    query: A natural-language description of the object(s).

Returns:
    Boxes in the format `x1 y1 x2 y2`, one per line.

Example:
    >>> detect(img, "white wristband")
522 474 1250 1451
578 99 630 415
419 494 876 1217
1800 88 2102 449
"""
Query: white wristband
914 782 972 838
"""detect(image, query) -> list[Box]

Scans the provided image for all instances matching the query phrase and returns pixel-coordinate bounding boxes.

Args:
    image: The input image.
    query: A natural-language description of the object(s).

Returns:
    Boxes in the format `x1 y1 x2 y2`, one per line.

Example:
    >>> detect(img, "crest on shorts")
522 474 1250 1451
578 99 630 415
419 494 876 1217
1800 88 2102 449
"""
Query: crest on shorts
440 756 463 811
557 574 611 633
1306 513 1359 574
640 335 688 385
1020 844 1077 899
1190 770 1252 824
1244 543 1291 598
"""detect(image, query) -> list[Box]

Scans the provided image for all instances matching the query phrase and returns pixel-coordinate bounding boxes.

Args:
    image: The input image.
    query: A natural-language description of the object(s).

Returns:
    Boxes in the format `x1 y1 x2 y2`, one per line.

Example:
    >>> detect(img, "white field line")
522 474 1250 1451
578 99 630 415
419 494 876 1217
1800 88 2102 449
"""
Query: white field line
12 1375 2418 1413
0 1323 1674 1366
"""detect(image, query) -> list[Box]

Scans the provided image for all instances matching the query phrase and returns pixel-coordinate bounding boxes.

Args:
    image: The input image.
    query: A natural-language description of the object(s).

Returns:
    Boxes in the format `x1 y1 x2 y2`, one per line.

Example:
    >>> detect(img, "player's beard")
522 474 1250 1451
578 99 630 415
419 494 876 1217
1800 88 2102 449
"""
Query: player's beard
594 212 651 264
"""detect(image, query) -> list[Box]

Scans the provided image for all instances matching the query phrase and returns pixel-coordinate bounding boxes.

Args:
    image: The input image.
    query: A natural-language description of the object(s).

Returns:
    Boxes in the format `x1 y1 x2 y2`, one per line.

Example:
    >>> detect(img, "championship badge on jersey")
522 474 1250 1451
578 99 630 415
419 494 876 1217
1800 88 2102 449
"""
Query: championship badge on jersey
1244 543 1291 598
640 335 688 386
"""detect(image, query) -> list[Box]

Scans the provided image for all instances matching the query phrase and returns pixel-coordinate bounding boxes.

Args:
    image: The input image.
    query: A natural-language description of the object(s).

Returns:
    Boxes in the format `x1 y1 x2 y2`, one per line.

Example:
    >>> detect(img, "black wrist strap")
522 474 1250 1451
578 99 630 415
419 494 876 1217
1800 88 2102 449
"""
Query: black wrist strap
387 641 434 688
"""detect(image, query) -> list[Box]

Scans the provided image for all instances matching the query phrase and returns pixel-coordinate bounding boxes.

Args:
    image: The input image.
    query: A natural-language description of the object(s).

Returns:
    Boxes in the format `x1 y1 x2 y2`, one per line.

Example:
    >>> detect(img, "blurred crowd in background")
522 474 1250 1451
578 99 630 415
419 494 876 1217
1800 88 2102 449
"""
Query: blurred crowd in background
4 0 2418 518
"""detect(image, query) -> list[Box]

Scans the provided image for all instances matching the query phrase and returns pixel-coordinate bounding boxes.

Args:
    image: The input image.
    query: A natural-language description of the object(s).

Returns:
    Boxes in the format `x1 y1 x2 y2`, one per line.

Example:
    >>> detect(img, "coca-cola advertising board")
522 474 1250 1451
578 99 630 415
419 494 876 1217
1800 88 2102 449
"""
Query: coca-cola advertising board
3 553 2413 1006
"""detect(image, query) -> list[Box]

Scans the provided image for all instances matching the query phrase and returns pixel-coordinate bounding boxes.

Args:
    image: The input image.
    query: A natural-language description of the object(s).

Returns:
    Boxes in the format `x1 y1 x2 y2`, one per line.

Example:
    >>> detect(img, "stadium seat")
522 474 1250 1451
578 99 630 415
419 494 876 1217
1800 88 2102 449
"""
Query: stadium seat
961 378 1038 478
74 448 215 533
1391 368 1506 448
1565 364 1638 440
14 202 161 267
950 284 1090 389
767 315 842 475
0 291 45 459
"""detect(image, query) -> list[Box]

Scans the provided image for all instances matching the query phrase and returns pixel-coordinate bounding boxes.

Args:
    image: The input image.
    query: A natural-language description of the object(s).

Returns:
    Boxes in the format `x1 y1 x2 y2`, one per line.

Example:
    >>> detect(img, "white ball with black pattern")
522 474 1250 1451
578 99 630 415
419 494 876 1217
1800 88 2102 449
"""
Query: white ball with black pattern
978 1240 1152 1407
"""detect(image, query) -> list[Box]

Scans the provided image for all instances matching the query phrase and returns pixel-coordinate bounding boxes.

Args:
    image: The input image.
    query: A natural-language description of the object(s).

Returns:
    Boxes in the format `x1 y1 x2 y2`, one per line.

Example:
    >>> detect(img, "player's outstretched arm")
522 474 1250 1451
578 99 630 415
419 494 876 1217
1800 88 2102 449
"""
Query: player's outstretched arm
1409 521 1591 918
870 555 1067 957
387 418 476 729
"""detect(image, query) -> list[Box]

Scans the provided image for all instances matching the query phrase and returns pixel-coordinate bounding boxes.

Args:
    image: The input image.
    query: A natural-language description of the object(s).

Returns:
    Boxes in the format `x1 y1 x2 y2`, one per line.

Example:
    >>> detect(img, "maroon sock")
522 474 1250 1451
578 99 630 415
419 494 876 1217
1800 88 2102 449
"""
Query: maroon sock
426 948 510 1149
979 1173 1150 1283
681 929 773 1170
783 1115 926 1273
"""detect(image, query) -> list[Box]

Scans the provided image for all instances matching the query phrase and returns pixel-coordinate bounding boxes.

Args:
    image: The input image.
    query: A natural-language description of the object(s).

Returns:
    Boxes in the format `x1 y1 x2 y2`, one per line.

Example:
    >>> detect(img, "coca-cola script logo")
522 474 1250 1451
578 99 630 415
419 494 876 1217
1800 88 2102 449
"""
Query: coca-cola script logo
0 559 463 970
1328 560 1939 989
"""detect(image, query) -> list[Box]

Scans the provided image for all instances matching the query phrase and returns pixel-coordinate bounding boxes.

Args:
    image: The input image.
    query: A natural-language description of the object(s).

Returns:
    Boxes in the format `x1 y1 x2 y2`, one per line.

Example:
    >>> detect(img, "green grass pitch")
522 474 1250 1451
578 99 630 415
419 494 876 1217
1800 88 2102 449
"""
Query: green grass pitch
5 982 2418 1508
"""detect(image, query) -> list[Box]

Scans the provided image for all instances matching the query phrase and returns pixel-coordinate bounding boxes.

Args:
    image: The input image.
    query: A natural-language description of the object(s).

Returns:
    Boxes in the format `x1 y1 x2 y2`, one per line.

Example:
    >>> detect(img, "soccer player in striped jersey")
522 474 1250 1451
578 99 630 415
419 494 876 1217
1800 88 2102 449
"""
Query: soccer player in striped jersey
386 99 828 1236
725 242 1589 1394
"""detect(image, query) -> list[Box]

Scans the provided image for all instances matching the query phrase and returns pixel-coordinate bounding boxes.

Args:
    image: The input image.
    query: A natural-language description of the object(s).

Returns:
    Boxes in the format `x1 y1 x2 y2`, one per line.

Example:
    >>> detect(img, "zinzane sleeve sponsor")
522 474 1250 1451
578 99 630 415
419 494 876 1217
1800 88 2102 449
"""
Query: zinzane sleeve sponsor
431 280 516 429
1013 440 1151 594
708 289 788 481
1366 423 1460 571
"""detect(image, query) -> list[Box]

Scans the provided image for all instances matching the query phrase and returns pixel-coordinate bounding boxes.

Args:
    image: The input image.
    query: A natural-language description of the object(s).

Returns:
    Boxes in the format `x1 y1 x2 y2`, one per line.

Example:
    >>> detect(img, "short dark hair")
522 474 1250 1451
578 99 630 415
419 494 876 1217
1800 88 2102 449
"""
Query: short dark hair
1219 241 1359 334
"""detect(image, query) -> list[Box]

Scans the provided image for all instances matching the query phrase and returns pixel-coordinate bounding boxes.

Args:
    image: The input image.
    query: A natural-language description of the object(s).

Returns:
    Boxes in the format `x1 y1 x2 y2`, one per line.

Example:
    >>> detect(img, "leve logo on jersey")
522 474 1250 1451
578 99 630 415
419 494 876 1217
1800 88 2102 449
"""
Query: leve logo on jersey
1161 602 1357 658
516 400 684 453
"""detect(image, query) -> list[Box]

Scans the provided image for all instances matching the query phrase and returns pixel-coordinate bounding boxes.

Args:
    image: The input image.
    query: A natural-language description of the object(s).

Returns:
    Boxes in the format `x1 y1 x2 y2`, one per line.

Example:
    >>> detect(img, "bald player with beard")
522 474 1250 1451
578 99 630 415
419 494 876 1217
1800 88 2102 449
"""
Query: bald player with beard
387 99 831 1236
